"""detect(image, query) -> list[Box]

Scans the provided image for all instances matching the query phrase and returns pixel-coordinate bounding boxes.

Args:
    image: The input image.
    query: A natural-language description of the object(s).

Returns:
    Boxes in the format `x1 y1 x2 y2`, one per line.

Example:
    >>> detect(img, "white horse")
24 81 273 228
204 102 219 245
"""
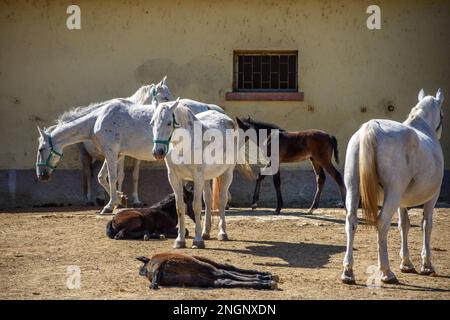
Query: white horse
151 99 254 249
36 80 226 214
341 88 444 284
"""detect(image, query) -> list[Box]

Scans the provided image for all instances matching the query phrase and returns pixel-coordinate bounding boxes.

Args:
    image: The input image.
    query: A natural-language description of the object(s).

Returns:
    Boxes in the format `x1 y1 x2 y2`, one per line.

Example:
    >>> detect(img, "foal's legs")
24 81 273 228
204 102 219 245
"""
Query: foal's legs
202 181 212 240
398 207 416 273
273 171 283 213
213 278 276 290
131 159 142 206
217 168 233 241
307 159 326 214
320 160 346 207
420 194 438 275
251 172 266 210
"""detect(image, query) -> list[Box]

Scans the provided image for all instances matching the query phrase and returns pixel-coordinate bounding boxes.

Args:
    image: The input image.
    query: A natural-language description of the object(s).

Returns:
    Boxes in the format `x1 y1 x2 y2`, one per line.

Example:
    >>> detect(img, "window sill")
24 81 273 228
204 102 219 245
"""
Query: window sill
225 91 304 101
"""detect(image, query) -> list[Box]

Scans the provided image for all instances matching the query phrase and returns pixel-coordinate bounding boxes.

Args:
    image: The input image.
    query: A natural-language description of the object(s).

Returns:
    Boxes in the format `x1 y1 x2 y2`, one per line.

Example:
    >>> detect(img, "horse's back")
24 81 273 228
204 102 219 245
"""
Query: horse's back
181 99 225 114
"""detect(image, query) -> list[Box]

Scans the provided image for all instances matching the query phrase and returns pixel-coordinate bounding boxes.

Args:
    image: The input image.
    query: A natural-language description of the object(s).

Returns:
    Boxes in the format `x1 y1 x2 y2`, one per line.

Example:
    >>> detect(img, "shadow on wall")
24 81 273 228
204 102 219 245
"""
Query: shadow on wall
134 57 227 104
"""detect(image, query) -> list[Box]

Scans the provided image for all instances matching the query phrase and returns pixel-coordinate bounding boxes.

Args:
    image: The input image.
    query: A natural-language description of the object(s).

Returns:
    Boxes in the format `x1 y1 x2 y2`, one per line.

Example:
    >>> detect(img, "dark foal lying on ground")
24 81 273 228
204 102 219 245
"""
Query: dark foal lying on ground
236 116 346 213
137 253 279 290
106 185 195 240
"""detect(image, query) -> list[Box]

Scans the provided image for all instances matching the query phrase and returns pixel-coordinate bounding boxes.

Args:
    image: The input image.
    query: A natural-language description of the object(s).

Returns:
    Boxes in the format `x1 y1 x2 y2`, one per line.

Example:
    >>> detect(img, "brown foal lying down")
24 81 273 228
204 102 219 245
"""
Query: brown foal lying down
106 185 195 240
137 253 279 290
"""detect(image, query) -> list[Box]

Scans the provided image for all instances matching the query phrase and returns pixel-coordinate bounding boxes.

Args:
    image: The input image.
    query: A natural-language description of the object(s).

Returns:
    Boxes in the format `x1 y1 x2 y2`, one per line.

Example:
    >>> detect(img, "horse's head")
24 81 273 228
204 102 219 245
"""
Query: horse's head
150 98 181 160
36 126 63 181
136 256 150 277
416 88 444 138
152 76 174 103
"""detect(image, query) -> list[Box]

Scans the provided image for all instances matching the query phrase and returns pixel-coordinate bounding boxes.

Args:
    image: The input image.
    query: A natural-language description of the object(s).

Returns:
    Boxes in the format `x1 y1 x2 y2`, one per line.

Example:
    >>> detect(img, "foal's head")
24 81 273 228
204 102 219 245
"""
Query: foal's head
136 256 150 278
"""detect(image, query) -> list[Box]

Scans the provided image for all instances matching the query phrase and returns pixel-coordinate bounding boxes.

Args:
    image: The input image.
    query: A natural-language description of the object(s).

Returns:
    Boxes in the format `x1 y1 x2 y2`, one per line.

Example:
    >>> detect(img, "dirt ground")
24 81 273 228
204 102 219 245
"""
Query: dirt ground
0 206 449 300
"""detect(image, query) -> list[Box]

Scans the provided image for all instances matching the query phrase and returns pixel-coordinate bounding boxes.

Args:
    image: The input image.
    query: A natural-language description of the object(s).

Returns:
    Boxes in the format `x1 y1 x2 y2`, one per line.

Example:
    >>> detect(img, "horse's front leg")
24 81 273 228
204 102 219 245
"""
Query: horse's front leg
202 181 212 240
167 169 186 249
420 194 438 275
218 168 234 241
131 159 142 206
79 145 94 206
398 207 416 273
272 171 283 214
192 177 205 249
100 153 119 215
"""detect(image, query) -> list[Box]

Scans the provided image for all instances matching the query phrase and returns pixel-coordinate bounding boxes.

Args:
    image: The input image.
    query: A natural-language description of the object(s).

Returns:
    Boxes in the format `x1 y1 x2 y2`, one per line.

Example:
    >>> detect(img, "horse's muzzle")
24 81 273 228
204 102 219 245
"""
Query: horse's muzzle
37 173 51 182
152 148 166 160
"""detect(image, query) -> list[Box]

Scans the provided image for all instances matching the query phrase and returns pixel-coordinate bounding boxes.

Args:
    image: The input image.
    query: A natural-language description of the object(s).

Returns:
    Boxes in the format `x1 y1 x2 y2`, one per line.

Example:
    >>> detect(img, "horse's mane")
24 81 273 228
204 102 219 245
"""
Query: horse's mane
56 101 106 125
129 84 155 104
243 116 286 131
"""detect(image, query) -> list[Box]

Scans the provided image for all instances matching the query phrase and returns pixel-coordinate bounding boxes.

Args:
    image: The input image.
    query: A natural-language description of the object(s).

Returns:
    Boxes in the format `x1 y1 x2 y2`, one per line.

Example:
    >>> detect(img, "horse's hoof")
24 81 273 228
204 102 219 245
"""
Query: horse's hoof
225 204 230 210
218 233 229 241
202 233 210 240
192 240 206 249
251 203 258 210
400 263 417 274
274 209 281 215
269 281 278 290
381 273 398 284
143 234 149 241
173 240 186 249
419 266 436 276
305 209 314 215
99 207 114 215
341 270 356 285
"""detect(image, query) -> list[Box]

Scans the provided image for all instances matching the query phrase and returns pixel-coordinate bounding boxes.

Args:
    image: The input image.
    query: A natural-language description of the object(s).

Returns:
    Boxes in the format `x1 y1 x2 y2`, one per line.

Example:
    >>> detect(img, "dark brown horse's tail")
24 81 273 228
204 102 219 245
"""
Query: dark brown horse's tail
106 220 116 239
330 135 339 164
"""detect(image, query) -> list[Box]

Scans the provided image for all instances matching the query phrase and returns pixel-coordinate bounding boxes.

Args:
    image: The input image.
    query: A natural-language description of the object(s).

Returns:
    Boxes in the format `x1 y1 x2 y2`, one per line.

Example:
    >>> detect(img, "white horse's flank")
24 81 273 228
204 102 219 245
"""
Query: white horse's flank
151 99 246 249
342 88 444 284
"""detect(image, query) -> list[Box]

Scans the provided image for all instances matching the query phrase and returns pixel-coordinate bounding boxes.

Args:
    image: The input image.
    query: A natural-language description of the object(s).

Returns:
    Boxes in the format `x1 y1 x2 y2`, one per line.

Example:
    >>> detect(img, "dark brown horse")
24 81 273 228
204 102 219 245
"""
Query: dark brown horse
236 116 346 213
106 185 195 240
137 253 278 290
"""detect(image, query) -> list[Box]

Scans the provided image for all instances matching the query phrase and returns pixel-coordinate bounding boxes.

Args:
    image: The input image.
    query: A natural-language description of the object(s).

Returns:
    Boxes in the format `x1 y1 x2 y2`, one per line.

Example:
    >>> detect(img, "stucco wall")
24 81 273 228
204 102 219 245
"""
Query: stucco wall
0 0 449 171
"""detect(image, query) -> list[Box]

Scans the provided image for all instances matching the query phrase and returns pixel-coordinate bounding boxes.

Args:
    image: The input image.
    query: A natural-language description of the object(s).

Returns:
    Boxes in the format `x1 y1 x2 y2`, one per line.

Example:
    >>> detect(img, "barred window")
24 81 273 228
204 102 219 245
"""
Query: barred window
234 51 298 92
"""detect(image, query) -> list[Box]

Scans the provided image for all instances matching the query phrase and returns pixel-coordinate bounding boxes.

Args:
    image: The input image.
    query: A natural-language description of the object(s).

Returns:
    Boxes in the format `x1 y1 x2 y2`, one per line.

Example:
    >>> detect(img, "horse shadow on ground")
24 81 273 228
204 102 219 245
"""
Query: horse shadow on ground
226 208 421 228
212 239 346 269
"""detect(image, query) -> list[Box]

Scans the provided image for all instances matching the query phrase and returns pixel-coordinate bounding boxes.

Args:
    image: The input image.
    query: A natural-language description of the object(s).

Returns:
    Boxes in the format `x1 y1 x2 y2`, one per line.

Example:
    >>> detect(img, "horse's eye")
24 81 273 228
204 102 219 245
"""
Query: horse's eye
167 122 172 126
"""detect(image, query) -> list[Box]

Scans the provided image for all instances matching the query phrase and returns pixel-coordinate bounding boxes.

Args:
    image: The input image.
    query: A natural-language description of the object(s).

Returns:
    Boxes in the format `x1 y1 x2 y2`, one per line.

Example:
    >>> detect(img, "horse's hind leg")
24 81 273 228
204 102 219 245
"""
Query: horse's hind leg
307 159 325 214
100 152 120 214
98 160 110 197
273 171 283 214
202 181 212 240
116 157 126 209
321 161 346 208
341 145 360 284
251 172 266 210
398 207 416 273
420 194 438 275
377 192 401 284
217 168 233 241
131 159 142 207
214 278 276 290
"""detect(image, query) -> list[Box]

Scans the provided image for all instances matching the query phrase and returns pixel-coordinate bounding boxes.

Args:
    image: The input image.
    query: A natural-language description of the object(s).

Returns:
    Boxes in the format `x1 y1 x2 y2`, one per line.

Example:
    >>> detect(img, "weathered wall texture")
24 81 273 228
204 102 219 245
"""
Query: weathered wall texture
0 0 449 207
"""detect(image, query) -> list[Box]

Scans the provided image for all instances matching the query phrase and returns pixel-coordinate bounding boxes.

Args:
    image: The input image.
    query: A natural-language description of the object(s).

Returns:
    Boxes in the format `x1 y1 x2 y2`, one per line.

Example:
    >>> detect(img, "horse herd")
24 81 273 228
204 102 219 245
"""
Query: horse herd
35 77 445 288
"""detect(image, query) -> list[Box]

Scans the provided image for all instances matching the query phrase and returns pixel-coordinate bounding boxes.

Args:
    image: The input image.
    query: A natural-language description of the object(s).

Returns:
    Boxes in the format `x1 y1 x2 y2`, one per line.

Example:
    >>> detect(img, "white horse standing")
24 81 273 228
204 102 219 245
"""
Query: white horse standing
36 78 226 214
341 89 444 284
151 99 254 249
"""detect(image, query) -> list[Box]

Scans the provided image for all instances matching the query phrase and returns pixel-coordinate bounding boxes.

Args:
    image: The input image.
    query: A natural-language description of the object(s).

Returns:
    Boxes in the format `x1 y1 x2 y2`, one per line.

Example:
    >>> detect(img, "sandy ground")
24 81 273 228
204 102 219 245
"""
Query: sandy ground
0 207 449 300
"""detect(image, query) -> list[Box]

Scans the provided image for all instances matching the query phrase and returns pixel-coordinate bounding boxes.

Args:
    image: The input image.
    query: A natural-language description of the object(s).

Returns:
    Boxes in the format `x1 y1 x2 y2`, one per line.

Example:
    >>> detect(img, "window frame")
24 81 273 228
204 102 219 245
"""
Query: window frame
233 50 298 92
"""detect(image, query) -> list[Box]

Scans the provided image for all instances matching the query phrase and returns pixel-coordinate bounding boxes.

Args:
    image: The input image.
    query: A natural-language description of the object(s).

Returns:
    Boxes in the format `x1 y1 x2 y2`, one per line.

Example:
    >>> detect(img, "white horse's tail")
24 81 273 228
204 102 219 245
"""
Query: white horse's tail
359 122 379 226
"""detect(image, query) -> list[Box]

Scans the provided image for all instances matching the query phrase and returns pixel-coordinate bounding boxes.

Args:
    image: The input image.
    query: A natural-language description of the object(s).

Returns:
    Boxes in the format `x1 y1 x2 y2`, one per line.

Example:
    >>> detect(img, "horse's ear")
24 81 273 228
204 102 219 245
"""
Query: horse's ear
436 88 444 105
236 117 246 129
170 97 180 110
136 256 150 264
418 88 426 101
162 75 168 85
